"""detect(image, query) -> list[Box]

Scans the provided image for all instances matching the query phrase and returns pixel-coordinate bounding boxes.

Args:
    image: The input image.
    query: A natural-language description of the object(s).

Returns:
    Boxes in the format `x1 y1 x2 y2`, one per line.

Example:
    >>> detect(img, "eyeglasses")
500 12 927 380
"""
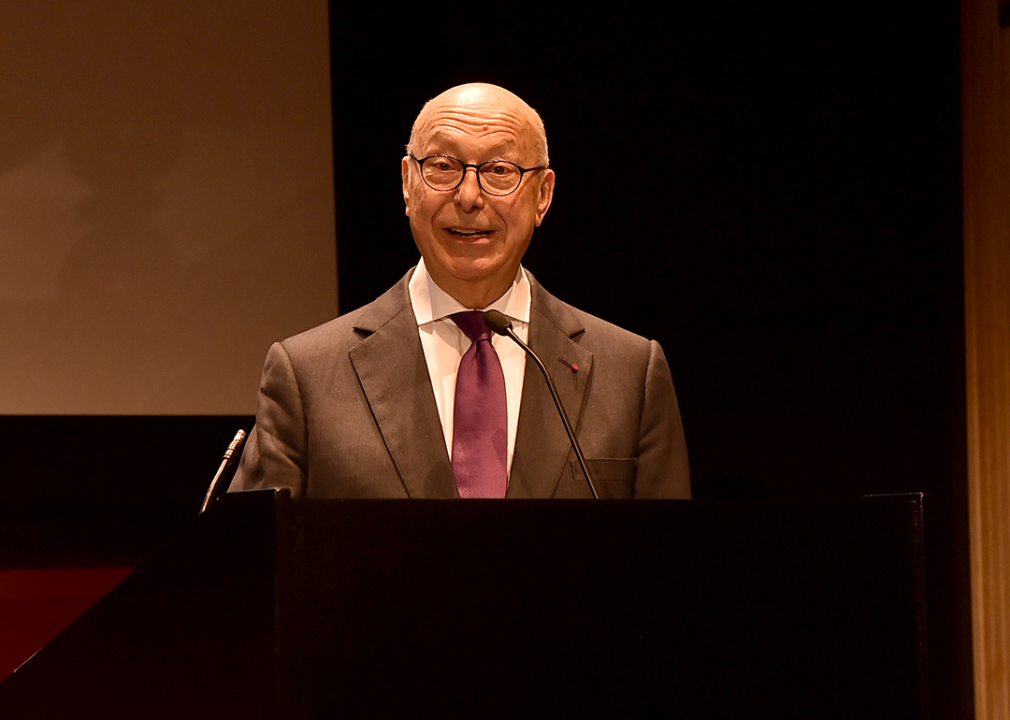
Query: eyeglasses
409 154 547 197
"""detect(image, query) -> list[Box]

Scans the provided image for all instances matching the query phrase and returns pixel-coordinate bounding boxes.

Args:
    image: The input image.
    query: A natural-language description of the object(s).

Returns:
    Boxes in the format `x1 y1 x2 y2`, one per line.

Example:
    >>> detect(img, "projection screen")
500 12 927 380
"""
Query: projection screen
0 1 338 415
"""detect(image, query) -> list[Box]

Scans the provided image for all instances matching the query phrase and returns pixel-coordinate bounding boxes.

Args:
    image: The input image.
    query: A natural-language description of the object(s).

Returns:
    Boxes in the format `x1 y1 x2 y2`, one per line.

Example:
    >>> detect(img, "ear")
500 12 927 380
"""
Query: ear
534 168 555 227
401 156 412 215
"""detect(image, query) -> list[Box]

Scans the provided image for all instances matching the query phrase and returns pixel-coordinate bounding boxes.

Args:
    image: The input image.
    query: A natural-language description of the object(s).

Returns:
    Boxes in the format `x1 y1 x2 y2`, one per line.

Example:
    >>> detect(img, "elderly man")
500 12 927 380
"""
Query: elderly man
230 83 690 499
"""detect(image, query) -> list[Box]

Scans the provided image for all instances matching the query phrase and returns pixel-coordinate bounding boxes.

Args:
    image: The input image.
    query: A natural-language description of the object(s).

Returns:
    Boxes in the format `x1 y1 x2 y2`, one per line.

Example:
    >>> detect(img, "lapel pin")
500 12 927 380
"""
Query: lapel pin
558 357 579 373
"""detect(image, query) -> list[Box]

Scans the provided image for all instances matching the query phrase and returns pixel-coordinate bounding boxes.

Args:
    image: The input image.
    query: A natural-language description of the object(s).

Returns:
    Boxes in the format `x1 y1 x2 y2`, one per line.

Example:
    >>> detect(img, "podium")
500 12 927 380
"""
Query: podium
0 491 927 719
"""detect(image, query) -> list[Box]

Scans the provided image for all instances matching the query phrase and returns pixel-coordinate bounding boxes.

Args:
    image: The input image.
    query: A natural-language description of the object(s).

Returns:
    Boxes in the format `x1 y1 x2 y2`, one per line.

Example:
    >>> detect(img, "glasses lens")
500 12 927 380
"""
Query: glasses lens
420 157 464 190
479 162 522 195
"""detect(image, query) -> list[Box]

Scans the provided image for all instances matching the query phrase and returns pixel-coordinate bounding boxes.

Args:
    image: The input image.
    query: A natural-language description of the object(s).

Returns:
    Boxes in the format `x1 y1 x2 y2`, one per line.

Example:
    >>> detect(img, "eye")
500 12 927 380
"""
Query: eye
420 156 464 190
485 161 516 175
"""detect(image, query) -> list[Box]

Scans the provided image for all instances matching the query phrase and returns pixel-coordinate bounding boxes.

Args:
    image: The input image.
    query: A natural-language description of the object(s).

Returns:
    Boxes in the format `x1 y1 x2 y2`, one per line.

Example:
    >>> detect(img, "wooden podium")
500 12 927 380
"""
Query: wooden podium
0 491 927 719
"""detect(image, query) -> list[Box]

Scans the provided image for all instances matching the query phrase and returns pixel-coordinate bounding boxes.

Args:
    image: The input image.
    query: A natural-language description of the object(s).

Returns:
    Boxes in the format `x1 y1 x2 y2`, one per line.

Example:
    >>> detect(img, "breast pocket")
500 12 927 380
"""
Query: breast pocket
567 458 637 499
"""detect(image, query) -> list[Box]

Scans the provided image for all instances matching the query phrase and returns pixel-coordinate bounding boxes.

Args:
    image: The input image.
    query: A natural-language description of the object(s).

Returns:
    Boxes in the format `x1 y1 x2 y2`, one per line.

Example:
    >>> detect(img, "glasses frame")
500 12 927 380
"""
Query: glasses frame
409 154 547 197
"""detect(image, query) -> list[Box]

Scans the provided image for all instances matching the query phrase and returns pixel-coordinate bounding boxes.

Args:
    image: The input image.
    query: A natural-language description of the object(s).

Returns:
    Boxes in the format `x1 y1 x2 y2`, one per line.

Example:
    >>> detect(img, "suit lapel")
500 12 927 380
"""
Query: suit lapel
507 280 594 499
349 276 458 499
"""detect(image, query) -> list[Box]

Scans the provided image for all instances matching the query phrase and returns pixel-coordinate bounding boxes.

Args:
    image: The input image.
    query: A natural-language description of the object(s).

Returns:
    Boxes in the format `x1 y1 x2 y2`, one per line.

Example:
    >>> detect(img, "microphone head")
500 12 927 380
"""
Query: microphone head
483 309 513 335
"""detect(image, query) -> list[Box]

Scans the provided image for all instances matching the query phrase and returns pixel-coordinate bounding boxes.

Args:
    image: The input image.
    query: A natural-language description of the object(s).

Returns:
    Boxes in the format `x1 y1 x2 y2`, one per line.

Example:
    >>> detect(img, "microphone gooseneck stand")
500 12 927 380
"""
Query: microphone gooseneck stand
483 310 599 499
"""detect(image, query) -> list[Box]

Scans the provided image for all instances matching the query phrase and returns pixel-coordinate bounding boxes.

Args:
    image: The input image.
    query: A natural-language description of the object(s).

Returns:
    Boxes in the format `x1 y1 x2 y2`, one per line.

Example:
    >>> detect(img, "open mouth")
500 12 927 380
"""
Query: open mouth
446 228 495 238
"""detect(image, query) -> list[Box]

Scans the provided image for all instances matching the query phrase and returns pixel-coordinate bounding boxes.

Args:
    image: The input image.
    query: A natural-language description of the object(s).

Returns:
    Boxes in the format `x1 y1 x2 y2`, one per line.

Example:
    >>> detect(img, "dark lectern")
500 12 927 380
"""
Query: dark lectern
0 492 927 719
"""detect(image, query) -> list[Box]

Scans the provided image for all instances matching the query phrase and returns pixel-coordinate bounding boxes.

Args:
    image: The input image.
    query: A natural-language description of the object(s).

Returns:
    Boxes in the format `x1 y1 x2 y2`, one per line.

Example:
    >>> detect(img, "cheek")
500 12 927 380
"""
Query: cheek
504 199 538 231
413 192 447 221
407 178 432 213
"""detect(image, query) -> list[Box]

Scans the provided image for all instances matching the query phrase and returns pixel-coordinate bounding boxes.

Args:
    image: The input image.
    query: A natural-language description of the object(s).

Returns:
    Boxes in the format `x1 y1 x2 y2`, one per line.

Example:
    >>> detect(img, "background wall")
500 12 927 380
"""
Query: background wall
0 0 336 682
0 1 337 415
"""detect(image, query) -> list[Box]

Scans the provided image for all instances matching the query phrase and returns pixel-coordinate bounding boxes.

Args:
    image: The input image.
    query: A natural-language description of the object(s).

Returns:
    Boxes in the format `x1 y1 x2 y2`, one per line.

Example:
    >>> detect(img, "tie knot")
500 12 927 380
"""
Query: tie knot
451 311 493 344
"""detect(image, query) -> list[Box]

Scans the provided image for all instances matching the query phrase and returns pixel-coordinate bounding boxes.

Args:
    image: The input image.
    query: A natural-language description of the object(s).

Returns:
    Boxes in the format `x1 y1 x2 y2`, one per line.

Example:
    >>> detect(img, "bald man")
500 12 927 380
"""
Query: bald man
230 83 690 499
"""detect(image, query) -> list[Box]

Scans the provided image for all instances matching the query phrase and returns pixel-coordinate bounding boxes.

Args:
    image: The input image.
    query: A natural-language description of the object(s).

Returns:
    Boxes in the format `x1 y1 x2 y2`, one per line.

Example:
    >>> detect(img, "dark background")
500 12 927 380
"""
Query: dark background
2 2 970 717
329 1 968 716
330 1 965 503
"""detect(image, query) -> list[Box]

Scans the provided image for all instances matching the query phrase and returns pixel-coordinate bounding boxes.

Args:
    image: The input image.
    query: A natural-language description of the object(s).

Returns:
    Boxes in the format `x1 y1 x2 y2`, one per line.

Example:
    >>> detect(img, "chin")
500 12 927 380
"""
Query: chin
442 251 502 275
447 265 499 284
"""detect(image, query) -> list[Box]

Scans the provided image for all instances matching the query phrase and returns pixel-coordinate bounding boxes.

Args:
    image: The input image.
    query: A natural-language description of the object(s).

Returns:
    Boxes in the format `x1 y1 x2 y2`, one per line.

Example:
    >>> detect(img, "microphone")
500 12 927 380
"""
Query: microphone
483 310 599 499
200 429 248 514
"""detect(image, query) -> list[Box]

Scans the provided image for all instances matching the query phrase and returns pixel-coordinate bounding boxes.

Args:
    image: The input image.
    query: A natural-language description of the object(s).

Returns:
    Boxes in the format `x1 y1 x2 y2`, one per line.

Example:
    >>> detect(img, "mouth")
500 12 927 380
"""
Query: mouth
445 228 496 239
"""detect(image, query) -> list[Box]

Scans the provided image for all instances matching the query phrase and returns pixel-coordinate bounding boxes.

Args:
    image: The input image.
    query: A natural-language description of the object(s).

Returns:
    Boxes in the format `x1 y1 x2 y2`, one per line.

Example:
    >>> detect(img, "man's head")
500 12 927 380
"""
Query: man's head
401 83 555 308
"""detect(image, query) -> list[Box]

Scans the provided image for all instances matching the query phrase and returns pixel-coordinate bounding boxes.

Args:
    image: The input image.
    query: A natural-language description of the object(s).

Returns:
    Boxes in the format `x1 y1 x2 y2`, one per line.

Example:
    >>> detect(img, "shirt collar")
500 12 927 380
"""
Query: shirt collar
409 258 531 327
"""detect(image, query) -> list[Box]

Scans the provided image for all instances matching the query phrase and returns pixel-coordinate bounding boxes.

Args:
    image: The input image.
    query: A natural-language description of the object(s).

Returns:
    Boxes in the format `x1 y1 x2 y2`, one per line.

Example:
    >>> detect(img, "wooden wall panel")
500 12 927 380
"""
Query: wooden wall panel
963 0 1010 717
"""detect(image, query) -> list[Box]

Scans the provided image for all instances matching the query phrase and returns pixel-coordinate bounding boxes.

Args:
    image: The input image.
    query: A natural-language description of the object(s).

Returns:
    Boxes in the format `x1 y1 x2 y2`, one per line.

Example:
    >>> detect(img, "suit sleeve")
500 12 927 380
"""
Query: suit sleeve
228 341 309 497
633 340 691 499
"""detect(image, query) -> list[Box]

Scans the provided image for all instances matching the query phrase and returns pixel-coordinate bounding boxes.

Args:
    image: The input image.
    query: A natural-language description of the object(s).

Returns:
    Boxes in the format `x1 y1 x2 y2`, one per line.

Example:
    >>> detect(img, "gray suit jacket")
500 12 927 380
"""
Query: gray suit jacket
230 270 690 499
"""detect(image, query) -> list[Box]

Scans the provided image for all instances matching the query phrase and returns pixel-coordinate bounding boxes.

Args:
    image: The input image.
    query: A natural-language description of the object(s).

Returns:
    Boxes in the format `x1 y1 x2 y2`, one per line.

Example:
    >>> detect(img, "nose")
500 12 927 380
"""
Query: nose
454 167 485 211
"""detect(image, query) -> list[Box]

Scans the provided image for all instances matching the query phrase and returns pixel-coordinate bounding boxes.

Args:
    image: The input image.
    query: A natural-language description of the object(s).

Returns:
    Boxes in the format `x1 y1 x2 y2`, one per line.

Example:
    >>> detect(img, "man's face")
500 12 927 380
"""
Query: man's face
401 87 555 307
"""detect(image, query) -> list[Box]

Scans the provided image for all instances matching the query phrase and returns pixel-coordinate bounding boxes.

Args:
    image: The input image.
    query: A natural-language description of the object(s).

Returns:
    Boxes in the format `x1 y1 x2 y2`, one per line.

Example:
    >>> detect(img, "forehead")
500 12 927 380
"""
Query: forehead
412 100 538 160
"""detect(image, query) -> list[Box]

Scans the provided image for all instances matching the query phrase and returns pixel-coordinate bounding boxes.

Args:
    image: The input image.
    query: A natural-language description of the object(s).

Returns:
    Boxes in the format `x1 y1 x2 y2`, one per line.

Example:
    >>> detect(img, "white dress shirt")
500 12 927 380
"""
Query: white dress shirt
409 258 530 476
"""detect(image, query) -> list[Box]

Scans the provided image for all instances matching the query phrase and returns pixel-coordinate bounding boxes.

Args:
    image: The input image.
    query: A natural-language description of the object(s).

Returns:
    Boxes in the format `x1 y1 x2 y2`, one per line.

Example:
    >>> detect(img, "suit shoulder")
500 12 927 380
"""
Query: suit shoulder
571 304 651 346
530 277 653 352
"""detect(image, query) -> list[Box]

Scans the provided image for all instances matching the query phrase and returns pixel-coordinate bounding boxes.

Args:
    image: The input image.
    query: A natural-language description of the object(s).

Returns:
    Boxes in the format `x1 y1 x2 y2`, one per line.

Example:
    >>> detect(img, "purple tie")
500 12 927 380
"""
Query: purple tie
450 311 508 498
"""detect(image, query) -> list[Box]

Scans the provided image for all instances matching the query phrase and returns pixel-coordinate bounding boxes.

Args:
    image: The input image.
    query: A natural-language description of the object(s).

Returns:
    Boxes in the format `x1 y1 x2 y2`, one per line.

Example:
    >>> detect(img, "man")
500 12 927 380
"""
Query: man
230 83 690 499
